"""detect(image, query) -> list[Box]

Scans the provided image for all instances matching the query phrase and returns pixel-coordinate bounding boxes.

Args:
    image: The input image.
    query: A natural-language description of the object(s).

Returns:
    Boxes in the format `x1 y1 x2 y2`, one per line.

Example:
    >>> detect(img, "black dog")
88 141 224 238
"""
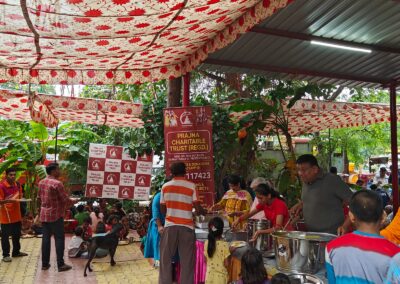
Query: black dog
84 223 123 277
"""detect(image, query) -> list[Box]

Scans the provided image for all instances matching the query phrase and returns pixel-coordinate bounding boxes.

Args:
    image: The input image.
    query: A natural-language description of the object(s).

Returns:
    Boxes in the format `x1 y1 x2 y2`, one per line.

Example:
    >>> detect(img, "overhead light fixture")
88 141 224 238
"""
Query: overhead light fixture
311 40 372 53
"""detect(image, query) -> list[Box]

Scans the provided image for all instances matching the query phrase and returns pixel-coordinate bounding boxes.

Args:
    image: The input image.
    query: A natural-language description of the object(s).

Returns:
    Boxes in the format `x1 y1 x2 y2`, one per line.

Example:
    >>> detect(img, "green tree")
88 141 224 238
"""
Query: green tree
311 88 391 172
0 121 49 213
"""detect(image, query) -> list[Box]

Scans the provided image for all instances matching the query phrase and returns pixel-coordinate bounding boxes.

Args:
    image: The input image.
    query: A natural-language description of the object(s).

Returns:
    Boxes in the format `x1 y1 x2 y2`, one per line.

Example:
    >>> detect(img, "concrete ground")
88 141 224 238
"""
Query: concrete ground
0 236 158 284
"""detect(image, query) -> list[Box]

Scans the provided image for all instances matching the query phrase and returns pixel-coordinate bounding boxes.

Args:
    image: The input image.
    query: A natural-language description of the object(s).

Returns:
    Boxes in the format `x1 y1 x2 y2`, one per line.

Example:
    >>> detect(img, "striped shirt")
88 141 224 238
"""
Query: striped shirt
326 231 400 284
385 252 400 284
160 177 198 229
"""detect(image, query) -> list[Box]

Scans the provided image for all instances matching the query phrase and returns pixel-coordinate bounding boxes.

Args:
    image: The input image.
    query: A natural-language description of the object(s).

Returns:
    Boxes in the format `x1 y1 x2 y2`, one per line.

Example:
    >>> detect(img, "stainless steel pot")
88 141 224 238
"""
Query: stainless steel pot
287 273 324 284
224 229 248 242
195 213 229 229
247 220 272 252
272 231 336 274
247 220 270 239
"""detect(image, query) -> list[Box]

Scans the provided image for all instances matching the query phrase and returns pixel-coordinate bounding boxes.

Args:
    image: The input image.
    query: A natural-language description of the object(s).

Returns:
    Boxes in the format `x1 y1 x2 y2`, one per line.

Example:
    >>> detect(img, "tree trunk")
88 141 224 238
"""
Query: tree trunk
225 73 251 98
225 73 240 89
315 132 324 154
284 132 296 160
167 77 182 107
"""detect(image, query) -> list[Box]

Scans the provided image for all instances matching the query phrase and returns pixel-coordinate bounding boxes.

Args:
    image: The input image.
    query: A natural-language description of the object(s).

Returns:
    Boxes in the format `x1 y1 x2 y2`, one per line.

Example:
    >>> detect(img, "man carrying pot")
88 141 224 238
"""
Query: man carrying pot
290 154 353 235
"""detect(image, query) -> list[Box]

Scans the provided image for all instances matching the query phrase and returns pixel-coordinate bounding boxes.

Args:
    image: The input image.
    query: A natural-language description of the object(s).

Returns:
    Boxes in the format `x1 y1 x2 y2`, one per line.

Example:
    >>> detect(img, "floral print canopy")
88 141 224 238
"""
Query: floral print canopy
0 89 394 132
0 0 292 85
230 99 397 136
0 89 143 128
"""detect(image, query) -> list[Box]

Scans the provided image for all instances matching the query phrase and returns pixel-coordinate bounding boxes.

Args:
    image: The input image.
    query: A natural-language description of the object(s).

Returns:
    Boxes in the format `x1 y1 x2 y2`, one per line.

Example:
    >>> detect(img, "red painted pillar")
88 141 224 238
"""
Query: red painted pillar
390 83 399 214
182 73 190 107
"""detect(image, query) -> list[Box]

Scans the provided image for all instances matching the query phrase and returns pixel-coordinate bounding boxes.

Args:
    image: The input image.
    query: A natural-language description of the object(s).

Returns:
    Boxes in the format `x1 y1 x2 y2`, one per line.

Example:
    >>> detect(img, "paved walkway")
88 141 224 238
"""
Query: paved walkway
0 236 158 284
0 237 40 284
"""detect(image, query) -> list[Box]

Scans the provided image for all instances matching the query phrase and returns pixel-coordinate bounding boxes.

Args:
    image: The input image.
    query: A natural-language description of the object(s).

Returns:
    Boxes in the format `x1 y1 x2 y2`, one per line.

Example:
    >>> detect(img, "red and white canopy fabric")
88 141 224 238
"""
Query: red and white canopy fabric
0 91 395 133
0 89 143 128
230 99 398 136
0 0 291 85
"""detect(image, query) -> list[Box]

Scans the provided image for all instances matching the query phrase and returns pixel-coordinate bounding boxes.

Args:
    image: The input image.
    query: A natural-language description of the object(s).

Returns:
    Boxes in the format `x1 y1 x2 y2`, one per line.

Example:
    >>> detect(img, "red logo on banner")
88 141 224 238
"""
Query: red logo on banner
104 172 120 185
106 146 123 159
164 106 215 207
86 184 103 197
135 174 150 187
88 157 105 171
118 186 134 199
121 160 136 173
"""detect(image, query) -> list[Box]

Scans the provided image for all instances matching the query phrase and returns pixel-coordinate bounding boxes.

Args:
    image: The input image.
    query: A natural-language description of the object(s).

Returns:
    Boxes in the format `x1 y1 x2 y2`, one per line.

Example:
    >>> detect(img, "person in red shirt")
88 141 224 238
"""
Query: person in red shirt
0 168 28 262
38 163 75 272
233 183 292 240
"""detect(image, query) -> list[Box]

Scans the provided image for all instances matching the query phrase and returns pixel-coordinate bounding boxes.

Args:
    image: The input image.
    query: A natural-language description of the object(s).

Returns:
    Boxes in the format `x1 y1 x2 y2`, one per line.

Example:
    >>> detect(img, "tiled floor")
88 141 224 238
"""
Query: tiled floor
0 236 158 284
0 237 40 284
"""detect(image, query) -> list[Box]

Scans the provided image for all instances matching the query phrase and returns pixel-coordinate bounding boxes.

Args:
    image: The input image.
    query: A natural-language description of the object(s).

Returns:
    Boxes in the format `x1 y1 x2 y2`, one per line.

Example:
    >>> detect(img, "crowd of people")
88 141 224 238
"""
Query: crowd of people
0 162 146 272
1 156 400 283
142 157 400 284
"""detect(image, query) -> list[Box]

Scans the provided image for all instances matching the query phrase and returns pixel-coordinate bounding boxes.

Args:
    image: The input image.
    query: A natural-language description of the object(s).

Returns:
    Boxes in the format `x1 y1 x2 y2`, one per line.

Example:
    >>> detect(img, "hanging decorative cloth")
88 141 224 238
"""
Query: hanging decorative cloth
0 89 143 128
27 92 59 128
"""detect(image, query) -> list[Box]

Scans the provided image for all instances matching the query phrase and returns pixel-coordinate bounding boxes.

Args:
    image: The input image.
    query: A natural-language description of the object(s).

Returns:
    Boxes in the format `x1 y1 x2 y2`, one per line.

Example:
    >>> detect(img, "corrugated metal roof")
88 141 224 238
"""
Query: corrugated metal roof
199 0 400 88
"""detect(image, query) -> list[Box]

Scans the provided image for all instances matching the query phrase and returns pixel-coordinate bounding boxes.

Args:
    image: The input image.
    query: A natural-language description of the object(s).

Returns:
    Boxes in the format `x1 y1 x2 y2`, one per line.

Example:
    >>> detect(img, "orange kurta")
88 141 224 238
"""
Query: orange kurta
381 210 400 245
0 180 22 224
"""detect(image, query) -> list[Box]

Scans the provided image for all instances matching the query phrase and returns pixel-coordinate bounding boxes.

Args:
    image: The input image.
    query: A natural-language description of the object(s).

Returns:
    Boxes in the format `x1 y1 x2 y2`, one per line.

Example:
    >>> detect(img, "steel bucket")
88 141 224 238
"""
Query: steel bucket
272 231 336 273
247 220 272 252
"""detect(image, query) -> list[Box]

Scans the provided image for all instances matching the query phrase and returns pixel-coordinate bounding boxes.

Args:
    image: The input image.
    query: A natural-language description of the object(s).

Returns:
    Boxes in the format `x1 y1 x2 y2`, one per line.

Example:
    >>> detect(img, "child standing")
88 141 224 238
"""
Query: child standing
204 217 230 284
326 190 400 284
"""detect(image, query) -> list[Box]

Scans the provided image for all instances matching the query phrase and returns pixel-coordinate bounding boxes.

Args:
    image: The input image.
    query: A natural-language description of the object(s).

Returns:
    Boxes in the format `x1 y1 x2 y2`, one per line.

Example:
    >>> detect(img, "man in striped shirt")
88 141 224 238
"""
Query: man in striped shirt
385 252 400 283
326 190 400 284
159 162 206 284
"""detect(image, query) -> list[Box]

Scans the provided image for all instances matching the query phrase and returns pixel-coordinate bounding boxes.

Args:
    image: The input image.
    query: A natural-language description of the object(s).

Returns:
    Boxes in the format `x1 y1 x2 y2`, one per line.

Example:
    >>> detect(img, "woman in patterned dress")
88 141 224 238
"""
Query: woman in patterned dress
210 175 252 230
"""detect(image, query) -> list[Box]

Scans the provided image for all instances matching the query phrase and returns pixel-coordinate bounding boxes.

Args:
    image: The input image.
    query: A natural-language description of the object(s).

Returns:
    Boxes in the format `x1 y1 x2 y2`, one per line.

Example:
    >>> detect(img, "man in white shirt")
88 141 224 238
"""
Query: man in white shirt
373 167 388 186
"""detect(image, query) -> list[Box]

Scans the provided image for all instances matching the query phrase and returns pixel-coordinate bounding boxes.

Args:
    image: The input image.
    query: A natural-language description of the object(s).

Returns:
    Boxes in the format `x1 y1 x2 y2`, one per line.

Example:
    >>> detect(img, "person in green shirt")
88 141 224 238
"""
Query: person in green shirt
74 204 90 226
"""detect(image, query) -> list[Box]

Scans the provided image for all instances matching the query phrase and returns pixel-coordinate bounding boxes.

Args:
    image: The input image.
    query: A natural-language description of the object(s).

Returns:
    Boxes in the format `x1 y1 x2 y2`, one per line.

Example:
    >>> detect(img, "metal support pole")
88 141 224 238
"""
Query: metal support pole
328 128 332 169
389 83 398 215
54 125 58 162
182 73 190 107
